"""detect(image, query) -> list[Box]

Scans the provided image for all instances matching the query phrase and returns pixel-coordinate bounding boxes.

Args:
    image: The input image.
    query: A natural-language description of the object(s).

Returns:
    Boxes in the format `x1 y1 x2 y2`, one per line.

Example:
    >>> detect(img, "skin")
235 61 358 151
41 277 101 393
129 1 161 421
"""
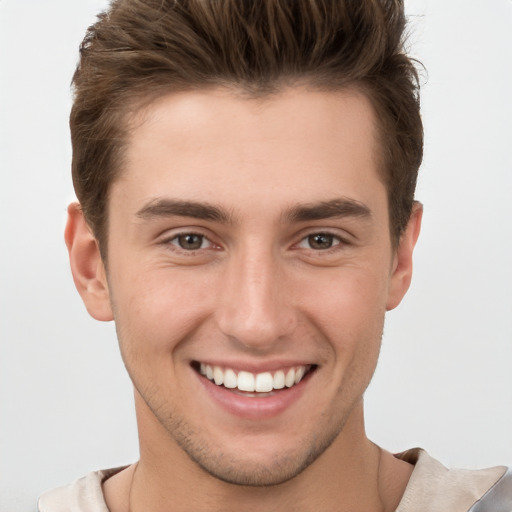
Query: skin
66 87 422 511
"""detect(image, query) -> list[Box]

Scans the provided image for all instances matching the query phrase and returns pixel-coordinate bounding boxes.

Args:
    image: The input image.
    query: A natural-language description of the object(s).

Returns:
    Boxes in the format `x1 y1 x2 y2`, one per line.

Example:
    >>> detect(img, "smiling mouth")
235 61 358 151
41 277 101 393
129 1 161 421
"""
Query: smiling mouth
192 362 316 395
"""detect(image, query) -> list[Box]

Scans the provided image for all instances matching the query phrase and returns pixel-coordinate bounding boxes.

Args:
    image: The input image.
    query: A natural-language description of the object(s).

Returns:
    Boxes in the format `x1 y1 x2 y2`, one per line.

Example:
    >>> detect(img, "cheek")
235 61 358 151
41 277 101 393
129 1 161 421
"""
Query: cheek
109 271 217 408
306 267 389 333
300 267 388 379
110 269 216 360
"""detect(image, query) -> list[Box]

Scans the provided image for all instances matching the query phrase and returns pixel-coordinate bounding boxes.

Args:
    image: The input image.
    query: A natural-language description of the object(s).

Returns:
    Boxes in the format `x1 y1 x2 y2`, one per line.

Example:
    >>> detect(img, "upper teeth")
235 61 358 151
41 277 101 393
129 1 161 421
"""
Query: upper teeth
199 364 309 392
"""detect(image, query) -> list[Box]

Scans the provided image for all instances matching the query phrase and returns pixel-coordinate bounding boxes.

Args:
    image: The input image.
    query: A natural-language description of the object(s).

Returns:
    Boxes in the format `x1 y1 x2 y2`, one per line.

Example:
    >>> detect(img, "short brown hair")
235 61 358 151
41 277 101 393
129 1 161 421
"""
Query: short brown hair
71 0 423 253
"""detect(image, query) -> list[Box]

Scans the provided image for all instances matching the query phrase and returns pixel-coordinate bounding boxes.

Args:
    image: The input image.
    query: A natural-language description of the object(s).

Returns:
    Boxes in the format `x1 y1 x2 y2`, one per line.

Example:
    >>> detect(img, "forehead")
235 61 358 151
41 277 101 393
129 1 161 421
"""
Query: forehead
116 87 386 221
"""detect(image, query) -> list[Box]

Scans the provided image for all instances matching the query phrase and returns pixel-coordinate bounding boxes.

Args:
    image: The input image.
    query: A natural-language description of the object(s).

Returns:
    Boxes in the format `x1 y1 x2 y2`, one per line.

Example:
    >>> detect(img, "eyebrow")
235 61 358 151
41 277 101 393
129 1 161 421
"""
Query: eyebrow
285 198 372 223
135 197 372 225
136 198 232 223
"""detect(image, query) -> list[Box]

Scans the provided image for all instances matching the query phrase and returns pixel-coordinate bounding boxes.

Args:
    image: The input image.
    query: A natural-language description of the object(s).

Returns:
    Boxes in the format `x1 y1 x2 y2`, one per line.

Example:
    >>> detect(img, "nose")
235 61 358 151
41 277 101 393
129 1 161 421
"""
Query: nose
215 246 297 351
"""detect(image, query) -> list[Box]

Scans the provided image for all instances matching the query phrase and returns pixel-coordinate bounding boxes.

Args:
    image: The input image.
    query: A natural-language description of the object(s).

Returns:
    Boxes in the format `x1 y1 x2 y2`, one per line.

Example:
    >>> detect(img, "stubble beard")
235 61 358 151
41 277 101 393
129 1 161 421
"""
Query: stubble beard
125 345 381 488
119 315 383 488
145 350 380 486
152 400 350 487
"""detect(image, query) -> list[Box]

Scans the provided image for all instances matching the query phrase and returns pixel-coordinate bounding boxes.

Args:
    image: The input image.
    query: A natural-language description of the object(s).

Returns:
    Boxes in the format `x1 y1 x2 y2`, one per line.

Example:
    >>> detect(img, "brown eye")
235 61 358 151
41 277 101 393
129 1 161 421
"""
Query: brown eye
304 233 338 250
299 233 342 251
175 233 206 250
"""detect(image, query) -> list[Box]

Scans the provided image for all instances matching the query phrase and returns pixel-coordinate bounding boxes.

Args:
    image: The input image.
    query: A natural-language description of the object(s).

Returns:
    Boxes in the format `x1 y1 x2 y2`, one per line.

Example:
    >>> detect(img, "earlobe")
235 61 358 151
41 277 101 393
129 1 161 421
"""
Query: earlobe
386 202 423 311
64 203 114 321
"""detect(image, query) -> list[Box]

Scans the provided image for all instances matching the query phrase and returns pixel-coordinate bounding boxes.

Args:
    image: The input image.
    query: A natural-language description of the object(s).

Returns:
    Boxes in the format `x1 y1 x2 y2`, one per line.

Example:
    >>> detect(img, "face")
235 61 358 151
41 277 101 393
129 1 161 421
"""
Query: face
71 87 419 486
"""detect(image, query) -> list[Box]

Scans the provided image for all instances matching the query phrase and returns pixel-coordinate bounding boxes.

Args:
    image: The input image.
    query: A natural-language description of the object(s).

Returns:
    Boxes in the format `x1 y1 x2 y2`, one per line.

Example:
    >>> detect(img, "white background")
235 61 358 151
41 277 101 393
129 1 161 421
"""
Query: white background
1 1 511 510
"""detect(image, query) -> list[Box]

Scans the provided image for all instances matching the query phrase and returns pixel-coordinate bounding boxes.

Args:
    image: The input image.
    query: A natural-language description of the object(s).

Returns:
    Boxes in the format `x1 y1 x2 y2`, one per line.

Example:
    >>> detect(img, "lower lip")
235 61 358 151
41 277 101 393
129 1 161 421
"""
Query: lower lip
195 370 313 420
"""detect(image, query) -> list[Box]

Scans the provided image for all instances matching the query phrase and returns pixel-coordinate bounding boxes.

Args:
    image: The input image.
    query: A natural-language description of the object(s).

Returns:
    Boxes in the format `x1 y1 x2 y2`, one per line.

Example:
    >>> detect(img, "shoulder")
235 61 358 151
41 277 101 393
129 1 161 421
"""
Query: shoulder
468 466 512 512
37 466 127 512
396 448 512 512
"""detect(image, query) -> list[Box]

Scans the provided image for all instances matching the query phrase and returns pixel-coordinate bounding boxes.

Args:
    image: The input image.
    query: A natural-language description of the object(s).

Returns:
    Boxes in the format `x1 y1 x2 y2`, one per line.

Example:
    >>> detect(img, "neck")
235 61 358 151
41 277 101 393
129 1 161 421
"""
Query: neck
108 399 411 512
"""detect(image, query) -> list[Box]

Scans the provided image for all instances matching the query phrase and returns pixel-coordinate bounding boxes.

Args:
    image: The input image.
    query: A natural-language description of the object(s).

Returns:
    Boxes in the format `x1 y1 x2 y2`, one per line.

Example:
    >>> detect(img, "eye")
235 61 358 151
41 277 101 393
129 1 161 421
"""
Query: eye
297 233 341 250
170 233 211 251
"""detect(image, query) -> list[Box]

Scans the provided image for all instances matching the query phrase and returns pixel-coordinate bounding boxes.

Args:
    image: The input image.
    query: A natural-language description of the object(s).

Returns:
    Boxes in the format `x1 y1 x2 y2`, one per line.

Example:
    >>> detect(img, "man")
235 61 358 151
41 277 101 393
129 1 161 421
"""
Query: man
38 0 511 510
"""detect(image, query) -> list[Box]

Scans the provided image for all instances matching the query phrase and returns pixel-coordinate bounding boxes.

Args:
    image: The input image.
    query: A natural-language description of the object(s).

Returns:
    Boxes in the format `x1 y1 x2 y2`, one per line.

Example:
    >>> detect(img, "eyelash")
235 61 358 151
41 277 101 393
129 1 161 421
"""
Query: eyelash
162 230 347 254
165 232 216 252
295 232 345 252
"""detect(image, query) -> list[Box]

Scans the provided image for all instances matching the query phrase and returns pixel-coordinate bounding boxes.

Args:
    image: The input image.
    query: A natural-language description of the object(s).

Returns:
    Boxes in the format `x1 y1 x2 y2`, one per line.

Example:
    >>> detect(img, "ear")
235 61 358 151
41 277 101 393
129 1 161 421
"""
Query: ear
64 203 114 321
386 202 423 311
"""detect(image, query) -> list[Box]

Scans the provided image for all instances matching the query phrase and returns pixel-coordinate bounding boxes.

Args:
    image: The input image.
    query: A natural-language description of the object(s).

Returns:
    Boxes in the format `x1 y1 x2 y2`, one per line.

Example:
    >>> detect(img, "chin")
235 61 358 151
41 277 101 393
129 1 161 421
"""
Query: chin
169 418 344 487
187 448 318 487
